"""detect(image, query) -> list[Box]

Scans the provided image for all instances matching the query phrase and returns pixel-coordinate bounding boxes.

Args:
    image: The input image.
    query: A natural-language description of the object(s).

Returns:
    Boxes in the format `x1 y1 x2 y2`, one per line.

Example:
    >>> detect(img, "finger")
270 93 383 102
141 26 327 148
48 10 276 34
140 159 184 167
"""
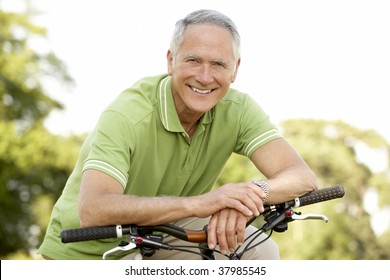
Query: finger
225 210 238 252
249 182 268 207
215 210 229 255
233 183 265 216
227 194 260 217
207 214 218 250
248 182 267 212
242 193 262 216
250 194 264 214
244 182 266 201
236 215 248 246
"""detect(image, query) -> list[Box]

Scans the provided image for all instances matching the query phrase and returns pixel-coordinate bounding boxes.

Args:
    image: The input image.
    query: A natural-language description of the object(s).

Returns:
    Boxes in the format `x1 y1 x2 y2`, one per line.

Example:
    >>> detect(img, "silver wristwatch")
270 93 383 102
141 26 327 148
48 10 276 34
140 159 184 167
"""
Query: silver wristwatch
251 180 270 202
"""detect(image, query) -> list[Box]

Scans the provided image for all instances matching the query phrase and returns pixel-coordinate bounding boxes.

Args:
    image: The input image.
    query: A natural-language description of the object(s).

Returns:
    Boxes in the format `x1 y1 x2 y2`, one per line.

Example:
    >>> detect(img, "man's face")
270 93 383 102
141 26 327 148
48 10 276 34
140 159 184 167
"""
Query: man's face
167 24 240 118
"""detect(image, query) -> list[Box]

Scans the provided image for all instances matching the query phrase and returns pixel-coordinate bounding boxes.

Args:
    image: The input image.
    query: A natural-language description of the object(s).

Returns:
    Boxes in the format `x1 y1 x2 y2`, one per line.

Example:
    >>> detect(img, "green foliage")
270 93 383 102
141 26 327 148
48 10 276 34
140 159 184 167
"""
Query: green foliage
0 2 78 258
0 6 73 128
0 121 84 257
369 173 390 207
218 119 390 259
214 153 262 186
276 119 389 259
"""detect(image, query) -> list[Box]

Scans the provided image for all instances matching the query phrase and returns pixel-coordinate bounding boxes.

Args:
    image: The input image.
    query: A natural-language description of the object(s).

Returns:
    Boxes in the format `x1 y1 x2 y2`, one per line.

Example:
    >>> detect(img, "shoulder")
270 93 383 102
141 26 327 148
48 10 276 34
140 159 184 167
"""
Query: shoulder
221 87 249 104
217 88 268 119
104 74 168 124
216 88 282 157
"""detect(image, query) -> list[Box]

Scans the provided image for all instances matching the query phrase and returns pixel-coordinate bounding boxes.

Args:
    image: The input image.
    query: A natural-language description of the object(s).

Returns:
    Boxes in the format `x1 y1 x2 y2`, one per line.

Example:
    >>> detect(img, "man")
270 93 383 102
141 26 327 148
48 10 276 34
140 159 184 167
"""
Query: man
38 9 317 260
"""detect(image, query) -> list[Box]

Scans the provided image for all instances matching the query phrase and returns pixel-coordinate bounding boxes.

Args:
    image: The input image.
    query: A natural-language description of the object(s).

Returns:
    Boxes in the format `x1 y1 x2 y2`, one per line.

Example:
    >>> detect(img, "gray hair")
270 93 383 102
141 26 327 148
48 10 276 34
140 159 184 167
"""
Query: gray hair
169 9 241 61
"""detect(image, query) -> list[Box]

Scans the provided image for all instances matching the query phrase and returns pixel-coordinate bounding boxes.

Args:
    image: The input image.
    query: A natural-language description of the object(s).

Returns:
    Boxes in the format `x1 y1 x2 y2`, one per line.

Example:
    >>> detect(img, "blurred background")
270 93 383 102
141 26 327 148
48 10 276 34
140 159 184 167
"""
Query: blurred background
0 0 389 259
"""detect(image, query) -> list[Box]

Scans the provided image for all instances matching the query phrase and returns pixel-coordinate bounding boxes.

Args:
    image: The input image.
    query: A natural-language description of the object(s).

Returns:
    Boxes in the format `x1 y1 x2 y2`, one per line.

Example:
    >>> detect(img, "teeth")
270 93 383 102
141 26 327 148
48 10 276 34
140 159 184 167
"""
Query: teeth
191 87 212 94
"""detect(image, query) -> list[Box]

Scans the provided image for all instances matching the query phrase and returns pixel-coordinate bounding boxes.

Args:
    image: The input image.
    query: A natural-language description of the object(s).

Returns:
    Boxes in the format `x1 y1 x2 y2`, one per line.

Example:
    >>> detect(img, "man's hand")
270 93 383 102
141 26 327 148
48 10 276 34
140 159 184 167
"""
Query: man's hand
207 208 254 255
190 182 267 254
194 182 266 219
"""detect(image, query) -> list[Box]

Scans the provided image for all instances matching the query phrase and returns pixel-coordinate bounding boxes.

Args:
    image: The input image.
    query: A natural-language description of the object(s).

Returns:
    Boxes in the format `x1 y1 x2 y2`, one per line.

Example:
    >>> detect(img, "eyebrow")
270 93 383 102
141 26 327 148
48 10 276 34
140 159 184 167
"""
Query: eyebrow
182 54 201 60
211 59 229 67
183 54 230 67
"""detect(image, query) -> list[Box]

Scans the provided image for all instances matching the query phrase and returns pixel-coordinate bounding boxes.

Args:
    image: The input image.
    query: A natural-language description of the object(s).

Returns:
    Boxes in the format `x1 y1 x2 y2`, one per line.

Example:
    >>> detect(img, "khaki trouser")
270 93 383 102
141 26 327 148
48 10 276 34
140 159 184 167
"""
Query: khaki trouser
123 217 280 260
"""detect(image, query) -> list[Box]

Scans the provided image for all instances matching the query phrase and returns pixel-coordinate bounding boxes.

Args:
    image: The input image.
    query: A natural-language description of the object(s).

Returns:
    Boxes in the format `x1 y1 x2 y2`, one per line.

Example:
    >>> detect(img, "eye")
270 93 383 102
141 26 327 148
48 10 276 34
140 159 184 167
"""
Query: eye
189 59 200 64
185 56 201 64
212 61 228 69
215 62 226 68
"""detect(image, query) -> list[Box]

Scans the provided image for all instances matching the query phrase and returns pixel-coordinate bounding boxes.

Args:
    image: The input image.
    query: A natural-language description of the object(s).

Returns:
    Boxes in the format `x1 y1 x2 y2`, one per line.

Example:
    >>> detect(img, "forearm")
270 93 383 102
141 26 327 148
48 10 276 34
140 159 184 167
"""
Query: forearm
79 170 198 227
250 138 318 205
79 170 266 228
265 165 318 205
79 193 196 227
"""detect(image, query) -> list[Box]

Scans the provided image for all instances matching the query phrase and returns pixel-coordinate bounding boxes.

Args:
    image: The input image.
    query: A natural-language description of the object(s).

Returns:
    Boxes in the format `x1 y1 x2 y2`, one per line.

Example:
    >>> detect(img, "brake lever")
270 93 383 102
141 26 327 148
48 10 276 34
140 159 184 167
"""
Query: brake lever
291 212 329 223
103 240 137 260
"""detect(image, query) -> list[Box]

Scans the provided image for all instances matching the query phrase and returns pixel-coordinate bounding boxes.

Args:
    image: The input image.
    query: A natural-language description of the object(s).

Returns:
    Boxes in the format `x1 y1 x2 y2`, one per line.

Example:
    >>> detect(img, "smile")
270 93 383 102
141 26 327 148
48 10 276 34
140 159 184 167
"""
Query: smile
191 87 213 94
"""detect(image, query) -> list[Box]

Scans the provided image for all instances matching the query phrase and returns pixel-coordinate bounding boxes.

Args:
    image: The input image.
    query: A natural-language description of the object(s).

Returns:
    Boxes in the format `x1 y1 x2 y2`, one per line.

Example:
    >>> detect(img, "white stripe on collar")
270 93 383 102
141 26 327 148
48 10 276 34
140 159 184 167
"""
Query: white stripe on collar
159 76 170 130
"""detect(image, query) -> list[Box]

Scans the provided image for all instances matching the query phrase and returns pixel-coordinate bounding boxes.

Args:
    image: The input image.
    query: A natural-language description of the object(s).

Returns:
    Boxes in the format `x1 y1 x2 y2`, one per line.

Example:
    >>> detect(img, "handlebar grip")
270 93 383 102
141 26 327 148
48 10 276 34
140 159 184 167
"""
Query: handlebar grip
297 185 345 207
61 225 120 243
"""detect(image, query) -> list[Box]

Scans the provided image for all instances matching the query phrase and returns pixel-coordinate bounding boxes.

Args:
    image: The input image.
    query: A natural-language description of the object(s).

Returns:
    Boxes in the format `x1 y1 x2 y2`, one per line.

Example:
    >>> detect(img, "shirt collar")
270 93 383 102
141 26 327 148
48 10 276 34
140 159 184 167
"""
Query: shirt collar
158 76 214 133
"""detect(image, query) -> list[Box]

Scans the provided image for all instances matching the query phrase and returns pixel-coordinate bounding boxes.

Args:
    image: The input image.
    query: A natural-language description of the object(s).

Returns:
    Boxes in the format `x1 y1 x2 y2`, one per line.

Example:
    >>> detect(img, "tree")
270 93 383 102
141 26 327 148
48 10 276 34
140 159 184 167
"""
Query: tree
0 2 79 258
217 119 390 259
0 6 72 127
0 122 84 258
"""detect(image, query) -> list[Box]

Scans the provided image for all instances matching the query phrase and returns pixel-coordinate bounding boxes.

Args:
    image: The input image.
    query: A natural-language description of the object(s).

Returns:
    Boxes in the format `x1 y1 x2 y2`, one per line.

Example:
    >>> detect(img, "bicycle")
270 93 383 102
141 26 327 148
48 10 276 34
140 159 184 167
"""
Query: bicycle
61 185 345 260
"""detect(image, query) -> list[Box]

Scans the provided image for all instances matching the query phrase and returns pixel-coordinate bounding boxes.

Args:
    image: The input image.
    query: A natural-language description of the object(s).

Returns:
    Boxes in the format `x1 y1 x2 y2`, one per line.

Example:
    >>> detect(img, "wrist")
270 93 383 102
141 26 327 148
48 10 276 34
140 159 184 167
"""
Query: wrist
251 180 270 203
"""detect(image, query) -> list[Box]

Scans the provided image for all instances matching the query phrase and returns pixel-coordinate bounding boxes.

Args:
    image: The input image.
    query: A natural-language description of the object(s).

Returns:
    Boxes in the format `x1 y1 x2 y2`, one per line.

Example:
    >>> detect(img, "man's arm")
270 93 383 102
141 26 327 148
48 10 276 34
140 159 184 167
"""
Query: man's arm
250 138 318 203
78 169 266 228
207 137 318 254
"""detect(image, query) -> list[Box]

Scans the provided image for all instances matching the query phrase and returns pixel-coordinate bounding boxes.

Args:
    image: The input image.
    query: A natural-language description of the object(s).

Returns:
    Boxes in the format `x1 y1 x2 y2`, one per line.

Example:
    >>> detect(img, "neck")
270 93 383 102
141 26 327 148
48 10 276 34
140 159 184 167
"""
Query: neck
171 87 203 138
182 119 200 139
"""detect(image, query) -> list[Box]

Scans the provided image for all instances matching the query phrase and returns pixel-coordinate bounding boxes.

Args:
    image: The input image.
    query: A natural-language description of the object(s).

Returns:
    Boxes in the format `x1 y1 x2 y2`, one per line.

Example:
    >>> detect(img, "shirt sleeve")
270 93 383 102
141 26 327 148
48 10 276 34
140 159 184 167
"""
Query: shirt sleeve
83 110 133 188
235 95 282 158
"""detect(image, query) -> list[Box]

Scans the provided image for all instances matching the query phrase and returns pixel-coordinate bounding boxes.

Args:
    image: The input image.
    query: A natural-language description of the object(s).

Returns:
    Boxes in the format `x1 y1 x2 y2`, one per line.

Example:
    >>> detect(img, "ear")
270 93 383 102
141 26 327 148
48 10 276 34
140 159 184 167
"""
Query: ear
167 50 174 76
231 58 241 83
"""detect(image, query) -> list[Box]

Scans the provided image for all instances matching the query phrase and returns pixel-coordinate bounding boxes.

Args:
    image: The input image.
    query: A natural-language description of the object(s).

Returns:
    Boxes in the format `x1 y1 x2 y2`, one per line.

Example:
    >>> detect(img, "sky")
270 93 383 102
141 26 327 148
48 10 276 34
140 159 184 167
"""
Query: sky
3 0 390 144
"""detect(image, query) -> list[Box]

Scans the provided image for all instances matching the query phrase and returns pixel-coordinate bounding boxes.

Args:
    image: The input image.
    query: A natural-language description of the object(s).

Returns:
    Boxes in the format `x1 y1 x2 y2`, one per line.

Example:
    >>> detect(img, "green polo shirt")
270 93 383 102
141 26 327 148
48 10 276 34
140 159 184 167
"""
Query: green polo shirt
38 74 281 259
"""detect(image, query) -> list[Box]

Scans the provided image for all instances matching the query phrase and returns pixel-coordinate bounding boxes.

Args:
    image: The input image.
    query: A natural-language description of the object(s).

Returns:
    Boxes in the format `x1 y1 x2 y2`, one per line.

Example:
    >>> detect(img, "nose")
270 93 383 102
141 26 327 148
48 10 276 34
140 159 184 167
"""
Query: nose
195 64 214 85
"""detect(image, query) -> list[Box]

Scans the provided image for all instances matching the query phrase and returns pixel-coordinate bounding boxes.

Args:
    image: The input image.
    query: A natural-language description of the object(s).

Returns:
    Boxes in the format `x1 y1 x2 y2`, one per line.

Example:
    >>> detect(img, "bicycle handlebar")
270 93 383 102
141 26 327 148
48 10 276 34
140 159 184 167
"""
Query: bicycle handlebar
61 185 345 244
282 184 345 208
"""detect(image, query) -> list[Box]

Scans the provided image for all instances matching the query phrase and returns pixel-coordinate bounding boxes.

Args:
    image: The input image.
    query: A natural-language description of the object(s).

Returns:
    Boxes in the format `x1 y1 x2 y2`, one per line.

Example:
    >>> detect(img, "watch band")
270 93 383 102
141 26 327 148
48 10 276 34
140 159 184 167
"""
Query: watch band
251 180 270 202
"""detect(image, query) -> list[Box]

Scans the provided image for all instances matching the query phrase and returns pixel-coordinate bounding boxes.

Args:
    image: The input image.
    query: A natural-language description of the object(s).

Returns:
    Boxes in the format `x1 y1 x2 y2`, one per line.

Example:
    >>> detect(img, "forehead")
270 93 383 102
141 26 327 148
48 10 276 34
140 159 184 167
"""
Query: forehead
183 23 233 42
179 24 235 59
